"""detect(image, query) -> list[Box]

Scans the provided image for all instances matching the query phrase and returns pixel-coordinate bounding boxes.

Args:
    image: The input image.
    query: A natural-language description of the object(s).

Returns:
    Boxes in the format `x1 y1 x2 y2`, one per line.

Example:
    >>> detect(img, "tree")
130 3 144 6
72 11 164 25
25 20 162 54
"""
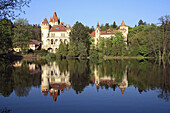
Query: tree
56 42 68 58
112 32 126 56
105 23 109 29
158 15 170 59
105 38 112 56
138 19 147 26
32 24 41 41
0 19 13 54
70 21 90 57
13 18 33 51
0 0 31 20
112 21 117 29
67 41 78 57
97 37 105 53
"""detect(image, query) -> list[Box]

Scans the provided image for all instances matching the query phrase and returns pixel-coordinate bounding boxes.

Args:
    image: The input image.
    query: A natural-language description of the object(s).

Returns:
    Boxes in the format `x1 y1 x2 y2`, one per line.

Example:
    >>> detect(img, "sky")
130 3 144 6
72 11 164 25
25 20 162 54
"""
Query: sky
19 0 170 27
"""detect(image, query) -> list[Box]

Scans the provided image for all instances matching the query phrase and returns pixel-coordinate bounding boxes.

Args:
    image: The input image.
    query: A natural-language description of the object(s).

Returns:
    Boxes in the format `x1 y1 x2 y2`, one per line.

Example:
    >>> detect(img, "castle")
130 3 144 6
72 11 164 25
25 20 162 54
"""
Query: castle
41 12 71 53
90 21 128 45
41 12 128 53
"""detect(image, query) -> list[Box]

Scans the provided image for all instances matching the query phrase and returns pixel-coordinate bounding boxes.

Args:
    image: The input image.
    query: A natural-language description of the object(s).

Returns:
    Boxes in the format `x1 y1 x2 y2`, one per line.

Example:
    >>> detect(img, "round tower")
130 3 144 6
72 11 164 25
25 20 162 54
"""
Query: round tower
95 22 101 45
41 18 49 38
41 18 49 49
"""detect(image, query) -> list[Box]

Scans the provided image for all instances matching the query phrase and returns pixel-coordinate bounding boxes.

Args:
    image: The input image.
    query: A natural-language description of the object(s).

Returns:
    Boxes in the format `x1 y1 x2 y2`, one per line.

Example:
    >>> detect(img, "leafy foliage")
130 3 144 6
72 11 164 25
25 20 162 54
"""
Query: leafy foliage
0 0 31 20
0 19 13 54
70 21 90 57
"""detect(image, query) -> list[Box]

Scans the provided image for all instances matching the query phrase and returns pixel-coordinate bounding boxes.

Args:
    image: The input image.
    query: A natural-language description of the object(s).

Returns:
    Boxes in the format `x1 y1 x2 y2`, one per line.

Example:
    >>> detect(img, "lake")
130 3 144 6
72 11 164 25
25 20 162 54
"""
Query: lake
0 59 170 113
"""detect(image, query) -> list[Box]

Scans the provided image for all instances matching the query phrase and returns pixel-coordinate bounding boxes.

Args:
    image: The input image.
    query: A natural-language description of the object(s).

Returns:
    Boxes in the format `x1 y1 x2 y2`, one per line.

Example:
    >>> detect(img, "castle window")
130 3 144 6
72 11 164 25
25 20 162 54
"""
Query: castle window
61 33 65 37
51 33 55 37
51 39 54 44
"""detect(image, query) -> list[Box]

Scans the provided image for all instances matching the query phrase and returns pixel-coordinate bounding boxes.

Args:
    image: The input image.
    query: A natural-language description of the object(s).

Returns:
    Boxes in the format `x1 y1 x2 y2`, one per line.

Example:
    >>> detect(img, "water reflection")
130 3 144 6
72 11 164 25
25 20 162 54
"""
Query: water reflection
0 59 170 102
41 62 71 101
90 65 128 94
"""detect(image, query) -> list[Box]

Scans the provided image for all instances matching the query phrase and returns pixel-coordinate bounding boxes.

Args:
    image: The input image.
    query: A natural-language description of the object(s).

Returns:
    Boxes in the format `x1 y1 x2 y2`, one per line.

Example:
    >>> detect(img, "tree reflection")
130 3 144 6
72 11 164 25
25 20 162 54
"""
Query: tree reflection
0 59 41 97
0 58 170 102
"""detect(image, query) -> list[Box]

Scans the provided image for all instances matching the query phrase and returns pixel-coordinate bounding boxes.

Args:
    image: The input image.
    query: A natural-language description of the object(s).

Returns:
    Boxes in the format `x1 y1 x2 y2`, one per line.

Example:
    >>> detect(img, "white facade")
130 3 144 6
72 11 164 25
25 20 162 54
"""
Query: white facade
41 12 71 53
91 21 128 45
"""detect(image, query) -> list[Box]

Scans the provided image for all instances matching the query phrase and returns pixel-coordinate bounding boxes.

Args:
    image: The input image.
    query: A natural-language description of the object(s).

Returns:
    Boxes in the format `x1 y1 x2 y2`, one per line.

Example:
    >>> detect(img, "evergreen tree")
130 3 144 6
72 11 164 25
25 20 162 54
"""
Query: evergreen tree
105 23 109 29
113 21 117 29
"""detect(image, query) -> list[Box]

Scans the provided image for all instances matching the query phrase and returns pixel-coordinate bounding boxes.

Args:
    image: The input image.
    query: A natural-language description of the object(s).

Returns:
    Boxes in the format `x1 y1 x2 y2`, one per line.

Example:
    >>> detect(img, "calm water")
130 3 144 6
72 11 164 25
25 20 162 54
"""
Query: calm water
0 59 170 113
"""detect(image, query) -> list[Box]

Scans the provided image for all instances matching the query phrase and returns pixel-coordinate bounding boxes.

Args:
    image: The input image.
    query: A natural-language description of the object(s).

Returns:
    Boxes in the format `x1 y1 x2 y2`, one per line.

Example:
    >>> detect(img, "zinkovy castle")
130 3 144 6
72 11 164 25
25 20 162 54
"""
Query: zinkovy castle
41 12 128 53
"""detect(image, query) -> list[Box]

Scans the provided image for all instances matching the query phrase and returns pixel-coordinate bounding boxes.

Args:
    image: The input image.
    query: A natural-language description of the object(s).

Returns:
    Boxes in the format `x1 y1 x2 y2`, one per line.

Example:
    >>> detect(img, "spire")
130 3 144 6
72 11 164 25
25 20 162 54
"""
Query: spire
42 18 49 24
50 17 52 22
97 22 99 27
121 20 125 26
53 12 58 22
120 88 125 95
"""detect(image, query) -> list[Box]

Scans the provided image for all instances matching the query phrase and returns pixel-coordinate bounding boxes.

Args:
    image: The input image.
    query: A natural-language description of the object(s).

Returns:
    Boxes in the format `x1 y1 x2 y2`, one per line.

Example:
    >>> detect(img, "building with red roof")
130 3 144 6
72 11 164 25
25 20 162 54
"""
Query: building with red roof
90 20 128 45
41 12 71 53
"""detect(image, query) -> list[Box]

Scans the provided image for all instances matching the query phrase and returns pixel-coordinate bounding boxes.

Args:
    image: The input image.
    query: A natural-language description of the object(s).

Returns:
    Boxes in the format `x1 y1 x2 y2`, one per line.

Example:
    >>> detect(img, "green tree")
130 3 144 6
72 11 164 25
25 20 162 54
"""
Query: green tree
97 37 105 53
105 38 112 56
13 18 33 52
56 42 68 58
112 32 126 56
68 41 79 57
70 21 90 57
0 19 13 54
112 21 117 29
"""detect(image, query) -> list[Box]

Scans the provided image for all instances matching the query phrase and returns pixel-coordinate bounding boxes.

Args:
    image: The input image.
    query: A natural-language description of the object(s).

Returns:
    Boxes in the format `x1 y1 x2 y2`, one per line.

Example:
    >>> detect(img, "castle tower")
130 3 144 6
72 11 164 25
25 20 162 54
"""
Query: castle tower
95 22 101 45
119 20 128 43
119 66 128 95
41 18 49 49
50 12 60 26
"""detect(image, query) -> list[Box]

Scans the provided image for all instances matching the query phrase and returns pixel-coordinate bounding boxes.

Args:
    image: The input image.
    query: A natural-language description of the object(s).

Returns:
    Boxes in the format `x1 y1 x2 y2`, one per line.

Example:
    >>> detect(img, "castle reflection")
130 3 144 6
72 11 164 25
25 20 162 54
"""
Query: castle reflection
41 62 71 102
41 61 129 102
90 65 128 94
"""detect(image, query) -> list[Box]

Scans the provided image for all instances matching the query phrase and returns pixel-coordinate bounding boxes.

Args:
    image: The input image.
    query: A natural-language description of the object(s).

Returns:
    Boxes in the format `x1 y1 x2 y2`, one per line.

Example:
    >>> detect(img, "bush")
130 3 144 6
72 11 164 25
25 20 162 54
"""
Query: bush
89 49 99 59
34 49 48 56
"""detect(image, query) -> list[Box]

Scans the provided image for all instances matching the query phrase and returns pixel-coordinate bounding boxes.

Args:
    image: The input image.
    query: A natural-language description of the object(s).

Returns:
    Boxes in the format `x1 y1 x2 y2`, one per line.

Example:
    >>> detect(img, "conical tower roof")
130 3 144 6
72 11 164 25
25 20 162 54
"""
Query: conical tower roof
120 88 125 95
53 12 58 22
121 20 125 26
42 18 49 24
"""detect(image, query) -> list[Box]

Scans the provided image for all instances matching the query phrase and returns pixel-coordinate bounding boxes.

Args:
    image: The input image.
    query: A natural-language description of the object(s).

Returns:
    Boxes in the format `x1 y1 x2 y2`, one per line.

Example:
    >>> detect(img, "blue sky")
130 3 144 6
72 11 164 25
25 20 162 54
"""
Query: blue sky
19 0 170 27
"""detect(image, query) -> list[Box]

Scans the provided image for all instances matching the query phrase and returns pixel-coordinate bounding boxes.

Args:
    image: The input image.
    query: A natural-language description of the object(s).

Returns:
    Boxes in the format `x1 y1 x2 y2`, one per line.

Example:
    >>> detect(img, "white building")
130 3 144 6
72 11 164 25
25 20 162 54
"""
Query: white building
41 12 71 53
90 20 128 45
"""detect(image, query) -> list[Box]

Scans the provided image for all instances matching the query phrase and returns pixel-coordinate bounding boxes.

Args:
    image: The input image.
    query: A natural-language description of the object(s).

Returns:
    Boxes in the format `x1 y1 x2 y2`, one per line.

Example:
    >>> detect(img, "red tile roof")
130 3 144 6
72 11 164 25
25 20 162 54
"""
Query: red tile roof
90 31 95 37
50 12 60 23
42 18 49 24
50 25 67 32
89 28 119 37
100 30 119 35
29 40 41 45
